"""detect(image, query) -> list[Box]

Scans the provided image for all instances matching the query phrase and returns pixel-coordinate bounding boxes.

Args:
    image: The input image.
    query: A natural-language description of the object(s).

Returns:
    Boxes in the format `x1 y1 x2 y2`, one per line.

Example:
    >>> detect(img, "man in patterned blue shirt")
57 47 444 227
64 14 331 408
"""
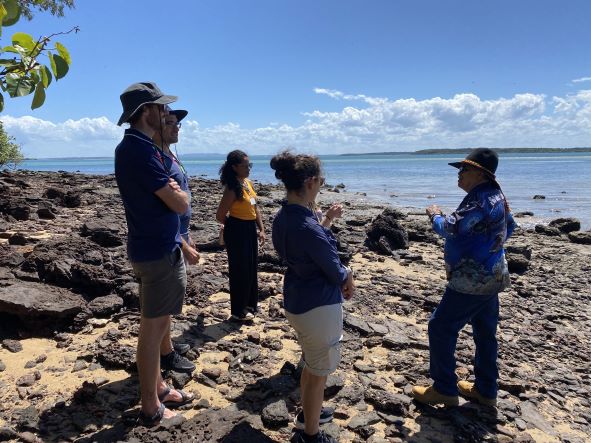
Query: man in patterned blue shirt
412 148 516 407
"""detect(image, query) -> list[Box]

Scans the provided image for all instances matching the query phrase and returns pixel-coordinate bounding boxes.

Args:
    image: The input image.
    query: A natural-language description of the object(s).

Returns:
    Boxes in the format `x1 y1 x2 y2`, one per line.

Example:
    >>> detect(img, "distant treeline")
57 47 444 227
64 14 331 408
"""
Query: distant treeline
415 147 591 154
341 147 591 156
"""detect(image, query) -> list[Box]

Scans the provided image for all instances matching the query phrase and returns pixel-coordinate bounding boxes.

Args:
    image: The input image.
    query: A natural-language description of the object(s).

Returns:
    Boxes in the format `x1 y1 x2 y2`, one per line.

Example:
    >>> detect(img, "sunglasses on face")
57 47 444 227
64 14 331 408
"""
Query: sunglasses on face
239 162 253 168
165 121 182 128
458 165 472 173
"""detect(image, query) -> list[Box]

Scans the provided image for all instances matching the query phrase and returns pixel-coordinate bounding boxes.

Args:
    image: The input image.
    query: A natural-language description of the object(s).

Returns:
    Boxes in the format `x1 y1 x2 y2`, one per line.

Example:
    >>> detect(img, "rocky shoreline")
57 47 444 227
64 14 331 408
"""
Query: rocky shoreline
0 169 590 443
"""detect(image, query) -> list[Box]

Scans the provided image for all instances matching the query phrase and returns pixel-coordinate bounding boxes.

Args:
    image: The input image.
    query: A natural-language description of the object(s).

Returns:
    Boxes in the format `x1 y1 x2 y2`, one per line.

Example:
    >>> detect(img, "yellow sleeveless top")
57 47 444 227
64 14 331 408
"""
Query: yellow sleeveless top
229 179 257 220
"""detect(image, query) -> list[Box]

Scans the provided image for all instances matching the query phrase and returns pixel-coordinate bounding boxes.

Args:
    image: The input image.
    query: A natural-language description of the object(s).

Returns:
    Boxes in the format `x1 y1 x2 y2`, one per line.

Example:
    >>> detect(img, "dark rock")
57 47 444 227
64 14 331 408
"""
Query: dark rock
13 405 39 432
88 294 124 317
261 336 283 351
366 209 409 254
63 191 81 208
0 199 30 220
95 343 136 371
90 230 123 247
549 217 581 233
532 195 546 199
506 244 532 260
346 217 372 227
43 188 64 200
382 334 410 350
170 371 192 388
568 231 591 245
0 282 86 329
16 373 37 387
36 201 57 219
364 389 411 415
261 399 289 428
0 360 5 371
324 374 345 397
0 426 17 441
535 225 561 236
507 255 530 273
515 211 534 217
0 249 24 267
344 314 372 336
2 339 23 353
202 366 222 380
8 233 27 245
520 401 557 436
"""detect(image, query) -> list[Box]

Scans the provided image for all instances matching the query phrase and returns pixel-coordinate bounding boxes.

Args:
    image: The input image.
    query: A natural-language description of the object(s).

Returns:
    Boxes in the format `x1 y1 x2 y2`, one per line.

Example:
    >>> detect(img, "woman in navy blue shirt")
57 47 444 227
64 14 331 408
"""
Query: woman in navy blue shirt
271 151 354 443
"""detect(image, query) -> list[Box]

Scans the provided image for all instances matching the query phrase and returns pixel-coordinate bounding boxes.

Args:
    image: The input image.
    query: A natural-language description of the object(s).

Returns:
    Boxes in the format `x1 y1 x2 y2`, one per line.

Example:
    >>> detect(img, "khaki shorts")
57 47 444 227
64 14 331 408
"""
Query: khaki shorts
285 303 343 377
131 247 187 318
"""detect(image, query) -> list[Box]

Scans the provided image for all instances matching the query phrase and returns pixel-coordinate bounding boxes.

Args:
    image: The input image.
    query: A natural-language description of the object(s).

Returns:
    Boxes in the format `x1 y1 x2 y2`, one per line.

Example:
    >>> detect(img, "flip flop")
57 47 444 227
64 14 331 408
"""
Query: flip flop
158 384 196 409
137 403 165 427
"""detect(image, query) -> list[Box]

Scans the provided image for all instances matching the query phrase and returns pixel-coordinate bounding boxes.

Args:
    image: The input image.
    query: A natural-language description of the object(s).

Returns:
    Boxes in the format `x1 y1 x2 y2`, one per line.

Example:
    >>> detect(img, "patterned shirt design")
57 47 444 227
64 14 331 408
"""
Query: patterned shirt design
432 182 516 295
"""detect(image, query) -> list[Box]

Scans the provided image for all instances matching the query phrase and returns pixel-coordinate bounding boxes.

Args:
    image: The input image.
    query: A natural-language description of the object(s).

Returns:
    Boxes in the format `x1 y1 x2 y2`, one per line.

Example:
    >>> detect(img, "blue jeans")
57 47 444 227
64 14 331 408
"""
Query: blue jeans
428 287 499 399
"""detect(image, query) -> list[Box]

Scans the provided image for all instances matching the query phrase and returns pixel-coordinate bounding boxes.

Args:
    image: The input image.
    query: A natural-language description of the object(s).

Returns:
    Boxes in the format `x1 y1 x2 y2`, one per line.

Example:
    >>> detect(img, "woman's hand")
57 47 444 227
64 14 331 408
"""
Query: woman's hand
182 245 200 265
342 268 355 300
326 204 343 221
182 237 200 265
258 230 266 247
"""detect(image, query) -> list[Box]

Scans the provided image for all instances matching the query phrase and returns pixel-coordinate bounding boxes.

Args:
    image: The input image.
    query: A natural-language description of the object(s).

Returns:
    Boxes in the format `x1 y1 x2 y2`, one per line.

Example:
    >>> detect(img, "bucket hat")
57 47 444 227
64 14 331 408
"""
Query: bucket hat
117 82 177 126
449 148 498 177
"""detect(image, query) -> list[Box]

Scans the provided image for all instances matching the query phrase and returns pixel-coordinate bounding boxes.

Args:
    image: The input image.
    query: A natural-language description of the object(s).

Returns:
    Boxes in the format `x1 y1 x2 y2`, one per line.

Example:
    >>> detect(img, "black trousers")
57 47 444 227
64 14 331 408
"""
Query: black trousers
224 216 259 316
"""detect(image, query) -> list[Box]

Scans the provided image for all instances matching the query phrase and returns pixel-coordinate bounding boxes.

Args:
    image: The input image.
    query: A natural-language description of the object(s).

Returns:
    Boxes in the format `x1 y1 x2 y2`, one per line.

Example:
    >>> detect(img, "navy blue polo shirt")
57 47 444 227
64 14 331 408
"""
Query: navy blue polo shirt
272 203 348 314
114 128 182 262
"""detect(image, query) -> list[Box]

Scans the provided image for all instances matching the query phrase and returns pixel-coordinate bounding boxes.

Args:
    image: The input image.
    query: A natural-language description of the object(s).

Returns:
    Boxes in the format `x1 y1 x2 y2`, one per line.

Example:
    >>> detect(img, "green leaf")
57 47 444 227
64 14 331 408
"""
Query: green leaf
0 92 4 113
41 65 52 87
54 41 71 65
5 73 34 97
2 0 20 27
2 45 20 54
31 82 46 110
29 69 40 85
12 32 35 51
50 53 68 79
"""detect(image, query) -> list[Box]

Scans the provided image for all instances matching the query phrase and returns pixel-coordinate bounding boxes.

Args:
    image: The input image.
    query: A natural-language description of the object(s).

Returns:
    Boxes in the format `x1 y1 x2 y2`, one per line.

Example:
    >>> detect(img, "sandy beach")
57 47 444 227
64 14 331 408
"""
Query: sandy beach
0 170 590 442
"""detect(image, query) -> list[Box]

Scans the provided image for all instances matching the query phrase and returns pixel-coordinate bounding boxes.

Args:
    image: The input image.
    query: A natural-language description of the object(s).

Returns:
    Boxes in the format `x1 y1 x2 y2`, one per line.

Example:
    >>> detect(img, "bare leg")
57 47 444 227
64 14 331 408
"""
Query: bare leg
159 315 174 356
300 366 326 436
137 315 176 418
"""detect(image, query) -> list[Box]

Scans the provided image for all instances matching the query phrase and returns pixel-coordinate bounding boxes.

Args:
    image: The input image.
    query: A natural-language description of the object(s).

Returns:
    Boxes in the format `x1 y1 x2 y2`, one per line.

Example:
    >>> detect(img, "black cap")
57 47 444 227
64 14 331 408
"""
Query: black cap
449 148 499 177
169 109 188 122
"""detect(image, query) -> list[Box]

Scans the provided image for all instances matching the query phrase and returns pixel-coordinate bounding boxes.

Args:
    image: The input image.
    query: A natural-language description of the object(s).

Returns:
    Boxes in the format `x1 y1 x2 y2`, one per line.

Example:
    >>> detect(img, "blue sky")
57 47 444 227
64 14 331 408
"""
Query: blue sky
2 0 591 157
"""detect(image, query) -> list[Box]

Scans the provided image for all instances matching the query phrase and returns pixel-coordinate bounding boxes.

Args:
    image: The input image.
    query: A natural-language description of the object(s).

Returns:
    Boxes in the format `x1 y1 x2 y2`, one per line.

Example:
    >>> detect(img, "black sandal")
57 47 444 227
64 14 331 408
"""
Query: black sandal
137 403 165 427
158 384 196 409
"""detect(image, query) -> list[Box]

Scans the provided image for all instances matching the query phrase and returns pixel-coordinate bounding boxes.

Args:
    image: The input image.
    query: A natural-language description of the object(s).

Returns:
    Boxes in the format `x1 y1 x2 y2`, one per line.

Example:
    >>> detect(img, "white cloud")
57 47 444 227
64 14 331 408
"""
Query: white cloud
2 88 591 158
572 76 591 83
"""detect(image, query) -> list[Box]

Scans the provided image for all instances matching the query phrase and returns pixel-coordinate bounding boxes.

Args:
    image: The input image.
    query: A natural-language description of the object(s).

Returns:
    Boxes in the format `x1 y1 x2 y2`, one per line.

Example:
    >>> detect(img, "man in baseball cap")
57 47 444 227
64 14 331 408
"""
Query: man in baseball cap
115 82 195 426
413 148 517 408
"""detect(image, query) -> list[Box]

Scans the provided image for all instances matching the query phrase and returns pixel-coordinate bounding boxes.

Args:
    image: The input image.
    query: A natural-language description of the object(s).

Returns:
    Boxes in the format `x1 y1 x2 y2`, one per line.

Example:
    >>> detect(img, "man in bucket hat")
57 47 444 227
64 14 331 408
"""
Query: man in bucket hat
412 148 517 407
115 82 195 426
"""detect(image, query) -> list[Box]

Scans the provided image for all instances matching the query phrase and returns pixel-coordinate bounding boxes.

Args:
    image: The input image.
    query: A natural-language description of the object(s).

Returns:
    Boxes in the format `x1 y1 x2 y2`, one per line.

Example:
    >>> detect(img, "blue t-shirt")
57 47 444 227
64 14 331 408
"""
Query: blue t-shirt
272 203 348 314
167 153 191 237
432 182 517 295
114 129 183 262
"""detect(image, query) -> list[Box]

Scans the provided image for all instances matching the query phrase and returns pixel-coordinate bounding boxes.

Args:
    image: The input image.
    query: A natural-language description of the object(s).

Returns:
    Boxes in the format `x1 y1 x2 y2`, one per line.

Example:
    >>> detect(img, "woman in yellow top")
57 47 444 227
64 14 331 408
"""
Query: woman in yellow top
216 150 265 321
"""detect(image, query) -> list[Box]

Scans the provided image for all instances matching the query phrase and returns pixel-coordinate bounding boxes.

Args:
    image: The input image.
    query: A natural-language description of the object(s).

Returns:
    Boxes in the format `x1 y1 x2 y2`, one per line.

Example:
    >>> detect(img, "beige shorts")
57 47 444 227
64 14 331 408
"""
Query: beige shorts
131 247 187 318
285 303 343 377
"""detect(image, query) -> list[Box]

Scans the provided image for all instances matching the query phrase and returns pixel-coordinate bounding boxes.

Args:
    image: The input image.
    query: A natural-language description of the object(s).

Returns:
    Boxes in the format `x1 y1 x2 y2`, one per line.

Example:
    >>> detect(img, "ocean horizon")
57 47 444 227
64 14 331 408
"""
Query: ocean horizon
12 151 591 230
